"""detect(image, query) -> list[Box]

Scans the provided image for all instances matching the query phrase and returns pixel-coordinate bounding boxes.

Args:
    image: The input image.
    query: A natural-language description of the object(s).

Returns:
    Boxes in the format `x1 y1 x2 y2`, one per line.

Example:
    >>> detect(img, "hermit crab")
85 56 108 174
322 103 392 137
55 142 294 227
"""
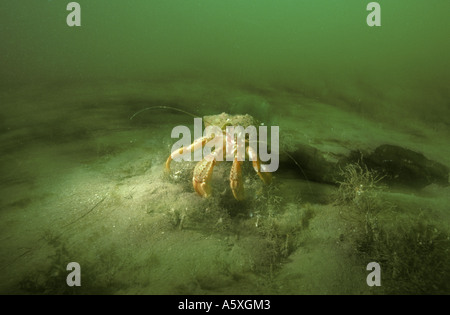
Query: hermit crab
164 112 273 200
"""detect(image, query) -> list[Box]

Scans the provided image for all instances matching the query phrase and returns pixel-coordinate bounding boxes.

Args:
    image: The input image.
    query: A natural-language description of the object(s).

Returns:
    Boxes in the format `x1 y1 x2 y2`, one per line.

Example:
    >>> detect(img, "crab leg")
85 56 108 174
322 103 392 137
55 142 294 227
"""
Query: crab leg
192 145 224 198
230 157 245 201
165 136 211 172
246 146 272 185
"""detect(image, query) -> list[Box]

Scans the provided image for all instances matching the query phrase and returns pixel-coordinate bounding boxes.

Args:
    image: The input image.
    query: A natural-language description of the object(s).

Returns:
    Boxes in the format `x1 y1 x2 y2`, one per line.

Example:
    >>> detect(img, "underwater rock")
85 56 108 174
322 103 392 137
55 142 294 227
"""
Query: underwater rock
279 143 343 184
362 144 449 189
280 143 449 189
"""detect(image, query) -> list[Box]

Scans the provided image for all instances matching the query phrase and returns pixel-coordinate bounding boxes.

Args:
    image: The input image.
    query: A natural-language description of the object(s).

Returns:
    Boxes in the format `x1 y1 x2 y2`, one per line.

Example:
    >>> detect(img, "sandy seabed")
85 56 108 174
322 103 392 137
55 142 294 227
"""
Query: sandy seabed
0 79 449 294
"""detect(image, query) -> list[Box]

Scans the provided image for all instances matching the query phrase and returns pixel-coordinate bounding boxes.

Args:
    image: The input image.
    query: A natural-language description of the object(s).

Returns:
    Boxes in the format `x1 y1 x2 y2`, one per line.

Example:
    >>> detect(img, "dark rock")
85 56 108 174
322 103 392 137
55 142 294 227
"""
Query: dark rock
279 143 344 184
280 143 449 189
362 145 449 189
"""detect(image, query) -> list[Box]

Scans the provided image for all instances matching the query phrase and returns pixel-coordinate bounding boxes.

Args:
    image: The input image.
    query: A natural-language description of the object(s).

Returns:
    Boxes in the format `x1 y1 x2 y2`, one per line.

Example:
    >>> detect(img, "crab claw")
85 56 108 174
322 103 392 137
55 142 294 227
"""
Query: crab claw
192 158 215 198
193 179 211 198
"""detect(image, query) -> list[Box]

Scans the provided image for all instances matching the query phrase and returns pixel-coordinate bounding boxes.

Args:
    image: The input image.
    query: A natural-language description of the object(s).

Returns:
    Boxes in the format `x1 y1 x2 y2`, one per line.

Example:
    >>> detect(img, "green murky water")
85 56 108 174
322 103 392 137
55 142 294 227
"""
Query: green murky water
0 1 449 295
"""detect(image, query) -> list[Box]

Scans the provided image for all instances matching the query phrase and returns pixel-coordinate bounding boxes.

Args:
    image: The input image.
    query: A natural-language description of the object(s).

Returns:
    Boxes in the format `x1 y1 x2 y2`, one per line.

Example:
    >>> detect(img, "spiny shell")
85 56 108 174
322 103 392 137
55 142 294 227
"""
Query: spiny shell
203 112 259 129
